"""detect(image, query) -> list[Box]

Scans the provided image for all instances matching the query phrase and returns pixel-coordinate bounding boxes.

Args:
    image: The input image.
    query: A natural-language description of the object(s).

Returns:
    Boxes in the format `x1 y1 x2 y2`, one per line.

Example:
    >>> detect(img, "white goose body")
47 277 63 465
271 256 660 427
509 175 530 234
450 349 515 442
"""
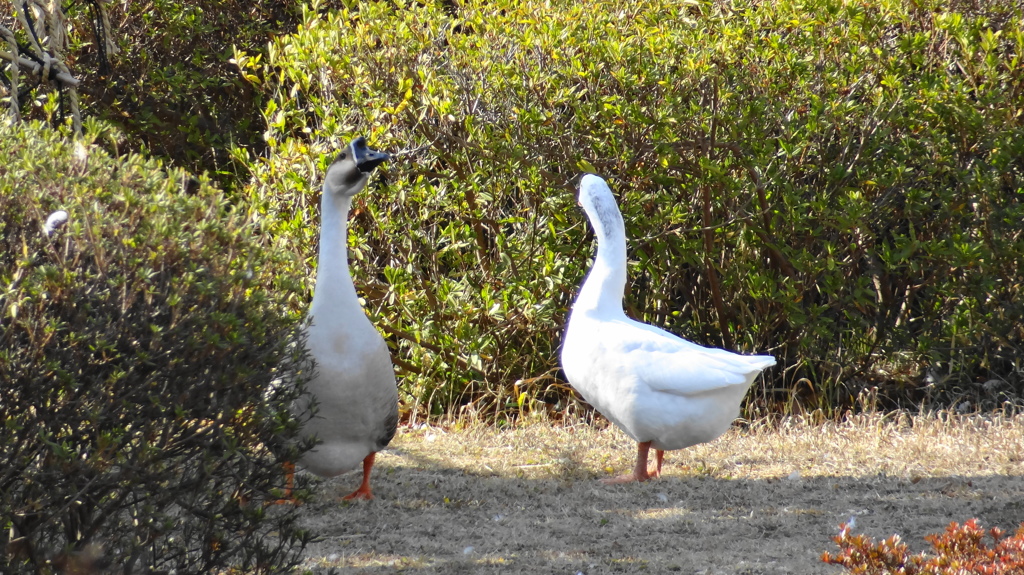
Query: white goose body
297 137 398 499
561 174 775 482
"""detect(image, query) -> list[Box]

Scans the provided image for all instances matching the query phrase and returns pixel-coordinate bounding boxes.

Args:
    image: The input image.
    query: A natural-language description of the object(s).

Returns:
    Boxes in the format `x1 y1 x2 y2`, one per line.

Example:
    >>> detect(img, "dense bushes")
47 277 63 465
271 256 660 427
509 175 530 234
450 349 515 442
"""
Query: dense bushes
240 0 1024 418
4 0 1023 422
74 1 306 182
0 0 345 183
0 122 313 574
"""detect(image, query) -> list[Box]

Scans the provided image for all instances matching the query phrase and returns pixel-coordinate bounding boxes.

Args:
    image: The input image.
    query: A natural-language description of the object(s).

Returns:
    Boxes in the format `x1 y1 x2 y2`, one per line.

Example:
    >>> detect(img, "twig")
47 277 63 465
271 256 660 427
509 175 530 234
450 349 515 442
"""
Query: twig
0 50 80 87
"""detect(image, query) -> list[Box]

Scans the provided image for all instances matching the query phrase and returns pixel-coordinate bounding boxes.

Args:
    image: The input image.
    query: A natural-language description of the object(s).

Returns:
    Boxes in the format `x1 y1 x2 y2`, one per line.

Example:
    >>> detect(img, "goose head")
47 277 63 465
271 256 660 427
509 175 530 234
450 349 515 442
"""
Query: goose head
578 173 625 241
323 137 391 197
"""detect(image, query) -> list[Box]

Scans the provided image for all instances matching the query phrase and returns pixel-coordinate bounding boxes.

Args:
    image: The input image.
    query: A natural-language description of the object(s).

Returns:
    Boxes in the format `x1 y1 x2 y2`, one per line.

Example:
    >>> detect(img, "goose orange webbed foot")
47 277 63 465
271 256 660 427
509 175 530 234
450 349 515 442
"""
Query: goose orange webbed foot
338 452 377 501
341 485 374 501
602 441 660 484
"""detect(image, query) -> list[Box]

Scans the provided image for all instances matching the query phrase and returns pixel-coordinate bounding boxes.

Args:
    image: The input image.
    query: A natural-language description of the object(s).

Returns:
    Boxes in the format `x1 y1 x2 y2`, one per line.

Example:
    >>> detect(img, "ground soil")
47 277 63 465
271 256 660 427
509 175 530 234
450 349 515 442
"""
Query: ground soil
294 413 1024 574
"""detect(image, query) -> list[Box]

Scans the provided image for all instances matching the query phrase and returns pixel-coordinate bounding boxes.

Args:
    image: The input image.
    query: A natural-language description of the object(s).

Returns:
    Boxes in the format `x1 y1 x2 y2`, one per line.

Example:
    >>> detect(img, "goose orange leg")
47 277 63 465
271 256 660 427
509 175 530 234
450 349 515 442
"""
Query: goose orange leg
342 452 377 500
267 461 299 506
602 441 655 484
651 449 666 478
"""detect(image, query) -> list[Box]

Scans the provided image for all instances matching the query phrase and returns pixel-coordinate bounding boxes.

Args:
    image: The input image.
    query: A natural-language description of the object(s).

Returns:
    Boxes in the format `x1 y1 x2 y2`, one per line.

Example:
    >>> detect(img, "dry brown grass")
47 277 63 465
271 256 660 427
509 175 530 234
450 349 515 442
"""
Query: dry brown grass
296 412 1024 574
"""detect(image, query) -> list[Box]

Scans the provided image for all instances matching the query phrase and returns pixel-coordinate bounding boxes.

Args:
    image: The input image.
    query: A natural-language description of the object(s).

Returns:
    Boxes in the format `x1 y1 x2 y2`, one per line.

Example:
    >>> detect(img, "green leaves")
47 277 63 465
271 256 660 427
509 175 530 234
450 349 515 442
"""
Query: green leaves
0 121 314 574
243 0 1024 418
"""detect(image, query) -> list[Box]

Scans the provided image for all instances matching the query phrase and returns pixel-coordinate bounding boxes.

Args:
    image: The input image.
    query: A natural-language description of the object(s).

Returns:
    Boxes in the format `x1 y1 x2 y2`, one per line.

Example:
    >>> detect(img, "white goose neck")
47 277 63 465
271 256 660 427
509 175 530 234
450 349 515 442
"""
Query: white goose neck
310 187 360 315
576 197 628 316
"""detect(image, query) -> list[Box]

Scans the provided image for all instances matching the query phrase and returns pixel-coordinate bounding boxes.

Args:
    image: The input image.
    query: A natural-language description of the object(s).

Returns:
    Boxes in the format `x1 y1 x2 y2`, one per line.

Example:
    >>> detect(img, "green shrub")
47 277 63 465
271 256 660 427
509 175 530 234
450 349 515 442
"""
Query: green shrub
0 0 343 184
0 121 314 574
71 1 293 181
822 518 1024 574
241 0 1024 419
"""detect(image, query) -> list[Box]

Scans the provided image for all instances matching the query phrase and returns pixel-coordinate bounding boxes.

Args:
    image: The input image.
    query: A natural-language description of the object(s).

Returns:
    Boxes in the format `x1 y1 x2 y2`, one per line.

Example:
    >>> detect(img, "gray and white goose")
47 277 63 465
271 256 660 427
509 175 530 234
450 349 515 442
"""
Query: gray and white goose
561 174 775 484
297 136 399 500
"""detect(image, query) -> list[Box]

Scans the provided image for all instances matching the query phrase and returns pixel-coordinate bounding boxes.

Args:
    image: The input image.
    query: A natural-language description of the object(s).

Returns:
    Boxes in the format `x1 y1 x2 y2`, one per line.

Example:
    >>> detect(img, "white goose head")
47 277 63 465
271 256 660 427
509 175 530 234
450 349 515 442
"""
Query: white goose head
323 137 391 197
572 173 629 316
578 173 625 242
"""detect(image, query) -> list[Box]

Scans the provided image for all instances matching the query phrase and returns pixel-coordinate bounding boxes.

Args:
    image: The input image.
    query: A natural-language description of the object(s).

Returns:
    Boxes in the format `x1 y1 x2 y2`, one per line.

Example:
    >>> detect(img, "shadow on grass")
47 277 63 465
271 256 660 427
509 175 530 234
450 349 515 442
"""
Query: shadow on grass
294 442 1024 574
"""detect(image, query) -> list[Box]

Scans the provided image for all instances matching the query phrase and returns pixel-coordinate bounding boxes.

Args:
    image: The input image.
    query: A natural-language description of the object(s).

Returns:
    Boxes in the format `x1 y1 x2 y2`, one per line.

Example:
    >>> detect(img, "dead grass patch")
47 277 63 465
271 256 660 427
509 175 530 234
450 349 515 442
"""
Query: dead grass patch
296 412 1024 574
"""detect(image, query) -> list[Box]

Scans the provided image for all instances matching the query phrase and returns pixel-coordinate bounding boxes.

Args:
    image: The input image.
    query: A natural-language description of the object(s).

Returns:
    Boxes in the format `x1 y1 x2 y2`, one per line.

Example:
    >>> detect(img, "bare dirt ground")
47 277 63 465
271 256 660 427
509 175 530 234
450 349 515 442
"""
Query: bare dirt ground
294 412 1024 574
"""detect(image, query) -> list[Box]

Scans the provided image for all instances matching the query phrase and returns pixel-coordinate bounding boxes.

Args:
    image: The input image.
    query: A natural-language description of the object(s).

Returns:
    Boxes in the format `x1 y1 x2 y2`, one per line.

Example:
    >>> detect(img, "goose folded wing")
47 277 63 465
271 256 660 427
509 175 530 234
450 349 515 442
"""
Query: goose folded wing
629 343 753 397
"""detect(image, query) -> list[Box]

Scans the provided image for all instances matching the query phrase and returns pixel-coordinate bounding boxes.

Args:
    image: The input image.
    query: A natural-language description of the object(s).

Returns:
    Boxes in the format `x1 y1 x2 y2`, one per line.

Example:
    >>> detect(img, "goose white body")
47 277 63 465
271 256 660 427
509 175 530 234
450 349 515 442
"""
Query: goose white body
562 312 773 451
301 283 397 477
296 138 398 499
561 174 774 479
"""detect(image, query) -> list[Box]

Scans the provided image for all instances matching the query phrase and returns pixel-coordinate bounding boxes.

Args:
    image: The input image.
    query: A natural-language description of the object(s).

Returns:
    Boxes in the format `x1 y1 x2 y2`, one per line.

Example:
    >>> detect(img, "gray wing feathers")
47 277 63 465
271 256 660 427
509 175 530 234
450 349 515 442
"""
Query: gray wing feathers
376 392 399 451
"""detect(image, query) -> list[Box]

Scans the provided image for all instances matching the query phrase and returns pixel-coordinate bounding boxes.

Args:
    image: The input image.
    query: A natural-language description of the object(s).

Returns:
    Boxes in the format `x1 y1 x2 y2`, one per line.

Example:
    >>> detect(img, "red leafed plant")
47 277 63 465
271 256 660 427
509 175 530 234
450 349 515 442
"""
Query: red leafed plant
822 519 1024 574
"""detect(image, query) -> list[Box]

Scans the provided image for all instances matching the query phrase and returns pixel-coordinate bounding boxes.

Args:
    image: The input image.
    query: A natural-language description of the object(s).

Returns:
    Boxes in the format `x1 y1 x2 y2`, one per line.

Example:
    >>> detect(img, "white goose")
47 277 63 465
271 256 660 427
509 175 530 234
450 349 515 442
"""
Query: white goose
561 174 775 483
296 136 399 500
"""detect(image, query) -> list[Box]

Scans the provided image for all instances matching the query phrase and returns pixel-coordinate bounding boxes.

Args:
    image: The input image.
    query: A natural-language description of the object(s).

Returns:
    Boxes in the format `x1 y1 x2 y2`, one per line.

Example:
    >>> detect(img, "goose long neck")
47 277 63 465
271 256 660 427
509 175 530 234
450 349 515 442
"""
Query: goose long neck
310 189 360 314
575 207 628 315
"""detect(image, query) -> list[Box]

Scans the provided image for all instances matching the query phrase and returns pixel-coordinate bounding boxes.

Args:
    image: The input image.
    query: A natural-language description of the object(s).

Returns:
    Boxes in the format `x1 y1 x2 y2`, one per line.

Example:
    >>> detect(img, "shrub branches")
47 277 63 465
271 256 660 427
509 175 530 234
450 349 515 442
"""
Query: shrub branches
823 519 1024 574
0 122 314 574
